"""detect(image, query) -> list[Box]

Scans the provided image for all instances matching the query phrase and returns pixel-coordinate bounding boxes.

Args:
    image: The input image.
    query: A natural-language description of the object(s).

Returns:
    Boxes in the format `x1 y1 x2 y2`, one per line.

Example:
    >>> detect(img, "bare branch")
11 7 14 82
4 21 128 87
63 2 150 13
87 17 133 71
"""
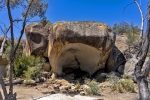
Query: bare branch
134 0 145 57
0 25 11 59
0 21 7 30
134 1 150 99
123 2 134 13
14 0 34 56
123 0 145 58
0 0 5 10
140 0 142 7
13 19 23 22
6 0 15 95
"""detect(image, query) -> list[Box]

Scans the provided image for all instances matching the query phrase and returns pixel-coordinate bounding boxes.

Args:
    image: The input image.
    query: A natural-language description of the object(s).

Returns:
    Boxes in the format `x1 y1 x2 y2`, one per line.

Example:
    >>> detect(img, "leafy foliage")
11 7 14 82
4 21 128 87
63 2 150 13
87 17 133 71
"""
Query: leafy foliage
0 0 48 19
14 54 45 79
4 39 22 61
0 0 49 95
26 0 48 19
113 21 140 35
41 19 52 26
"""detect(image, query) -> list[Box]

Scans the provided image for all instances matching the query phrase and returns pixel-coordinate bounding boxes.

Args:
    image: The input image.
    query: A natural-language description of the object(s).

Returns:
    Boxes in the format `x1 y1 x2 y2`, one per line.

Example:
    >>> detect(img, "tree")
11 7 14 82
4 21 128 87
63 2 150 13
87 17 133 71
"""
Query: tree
112 21 141 35
124 0 150 99
0 0 48 99
134 1 150 98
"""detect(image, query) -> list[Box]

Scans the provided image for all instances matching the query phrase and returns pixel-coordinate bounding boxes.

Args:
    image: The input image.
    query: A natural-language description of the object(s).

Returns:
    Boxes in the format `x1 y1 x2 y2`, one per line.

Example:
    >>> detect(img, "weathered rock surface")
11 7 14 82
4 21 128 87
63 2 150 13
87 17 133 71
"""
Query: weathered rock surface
42 62 51 71
25 23 52 57
105 46 126 76
124 58 135 77
124 57 149 79
48 21 116 76
34 93 101 100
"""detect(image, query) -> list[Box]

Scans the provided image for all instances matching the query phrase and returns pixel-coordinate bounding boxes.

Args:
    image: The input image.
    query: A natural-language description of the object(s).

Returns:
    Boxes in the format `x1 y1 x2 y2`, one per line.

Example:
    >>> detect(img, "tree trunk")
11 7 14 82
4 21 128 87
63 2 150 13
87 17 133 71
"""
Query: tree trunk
135 0 150 100
137 78 149 100
9 61 14 94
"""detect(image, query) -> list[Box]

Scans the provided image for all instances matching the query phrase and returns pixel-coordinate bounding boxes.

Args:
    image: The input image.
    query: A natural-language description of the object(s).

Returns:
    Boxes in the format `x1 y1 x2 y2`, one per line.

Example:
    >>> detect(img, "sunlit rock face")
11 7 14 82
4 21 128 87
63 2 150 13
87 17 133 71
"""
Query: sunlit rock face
48 21 116 76
25 23 52 57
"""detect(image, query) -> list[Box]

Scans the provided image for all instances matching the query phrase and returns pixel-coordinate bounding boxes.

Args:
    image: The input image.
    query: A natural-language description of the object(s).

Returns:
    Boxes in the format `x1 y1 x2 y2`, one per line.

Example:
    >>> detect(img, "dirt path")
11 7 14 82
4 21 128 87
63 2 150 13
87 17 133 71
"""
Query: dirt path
0 85 45 100
0 85 138 100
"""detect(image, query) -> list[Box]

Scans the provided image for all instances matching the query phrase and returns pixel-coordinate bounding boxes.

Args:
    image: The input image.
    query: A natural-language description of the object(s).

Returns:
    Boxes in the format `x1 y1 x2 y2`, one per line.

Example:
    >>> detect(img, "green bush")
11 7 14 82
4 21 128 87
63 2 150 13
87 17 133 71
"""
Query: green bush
14 54 45 80
84 79 101 95
118 79 136 93
4 40 22 61
107 76 136 93
126 31 137 46
41 19 51 26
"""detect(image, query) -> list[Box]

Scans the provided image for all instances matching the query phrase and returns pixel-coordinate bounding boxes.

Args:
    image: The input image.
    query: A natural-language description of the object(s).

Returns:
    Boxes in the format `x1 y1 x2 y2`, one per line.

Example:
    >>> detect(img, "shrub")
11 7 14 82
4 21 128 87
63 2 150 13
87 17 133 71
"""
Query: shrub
107 76 120 90
118 79 136 93
4 40 22 61
126 31 139 52
75 81 81 89
41 19 52 26
14 54 45 80
84 79 101 95
107 76 136 93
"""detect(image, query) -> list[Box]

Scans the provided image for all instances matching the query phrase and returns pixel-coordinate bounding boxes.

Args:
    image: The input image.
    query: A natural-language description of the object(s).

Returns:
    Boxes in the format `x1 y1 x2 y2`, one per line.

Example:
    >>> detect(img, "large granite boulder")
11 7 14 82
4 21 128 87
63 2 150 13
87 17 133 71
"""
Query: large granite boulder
48 21 116 76
105 46 126 76
124 57 148 79
25 23 52 57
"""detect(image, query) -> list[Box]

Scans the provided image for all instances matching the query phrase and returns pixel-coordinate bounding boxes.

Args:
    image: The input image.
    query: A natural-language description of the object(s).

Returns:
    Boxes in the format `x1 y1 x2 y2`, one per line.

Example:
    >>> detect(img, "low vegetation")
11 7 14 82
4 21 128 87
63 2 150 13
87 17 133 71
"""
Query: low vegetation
107 76 136 93
4 40 22 61
113 21 140 35
75 81 81 89
84 79 101 95
14 54 45 80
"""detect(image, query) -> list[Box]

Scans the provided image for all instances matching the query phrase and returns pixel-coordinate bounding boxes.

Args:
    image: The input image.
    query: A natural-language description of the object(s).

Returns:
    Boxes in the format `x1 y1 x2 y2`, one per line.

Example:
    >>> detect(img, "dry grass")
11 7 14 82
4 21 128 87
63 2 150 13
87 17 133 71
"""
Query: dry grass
107 76 136 93
84 79 101 95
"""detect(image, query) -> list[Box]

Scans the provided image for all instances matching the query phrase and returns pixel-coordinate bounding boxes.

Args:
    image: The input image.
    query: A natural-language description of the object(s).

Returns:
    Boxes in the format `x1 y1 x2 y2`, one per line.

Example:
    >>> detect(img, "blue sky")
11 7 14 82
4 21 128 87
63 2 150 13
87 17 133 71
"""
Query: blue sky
46 0 148 27
0 0 149 38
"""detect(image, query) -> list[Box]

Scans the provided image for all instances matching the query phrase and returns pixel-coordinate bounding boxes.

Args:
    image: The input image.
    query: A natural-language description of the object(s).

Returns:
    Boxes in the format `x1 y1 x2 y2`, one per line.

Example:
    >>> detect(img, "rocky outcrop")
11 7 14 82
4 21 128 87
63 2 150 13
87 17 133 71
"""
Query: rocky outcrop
115 34 128 52
48 21 116 76
25 23 52 57
124 58 135 77
105 46 126 76
124 57 149 79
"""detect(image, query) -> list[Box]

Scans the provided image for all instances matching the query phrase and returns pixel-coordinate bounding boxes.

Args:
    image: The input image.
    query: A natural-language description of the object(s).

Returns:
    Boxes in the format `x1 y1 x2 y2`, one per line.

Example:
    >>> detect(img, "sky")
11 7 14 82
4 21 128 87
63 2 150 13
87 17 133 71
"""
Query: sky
46 0 148 26
0 0 149 38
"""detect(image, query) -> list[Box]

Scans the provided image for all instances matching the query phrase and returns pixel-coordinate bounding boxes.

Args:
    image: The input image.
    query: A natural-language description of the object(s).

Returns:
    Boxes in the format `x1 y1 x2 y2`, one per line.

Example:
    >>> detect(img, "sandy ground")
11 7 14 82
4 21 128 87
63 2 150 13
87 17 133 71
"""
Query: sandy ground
0 84 138 100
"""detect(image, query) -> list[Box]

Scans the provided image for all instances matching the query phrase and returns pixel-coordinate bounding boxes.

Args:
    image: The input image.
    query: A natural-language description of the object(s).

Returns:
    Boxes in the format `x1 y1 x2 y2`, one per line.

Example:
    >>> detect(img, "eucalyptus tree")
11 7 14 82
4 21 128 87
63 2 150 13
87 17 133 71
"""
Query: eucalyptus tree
124 0 150 99
0 0 48 97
